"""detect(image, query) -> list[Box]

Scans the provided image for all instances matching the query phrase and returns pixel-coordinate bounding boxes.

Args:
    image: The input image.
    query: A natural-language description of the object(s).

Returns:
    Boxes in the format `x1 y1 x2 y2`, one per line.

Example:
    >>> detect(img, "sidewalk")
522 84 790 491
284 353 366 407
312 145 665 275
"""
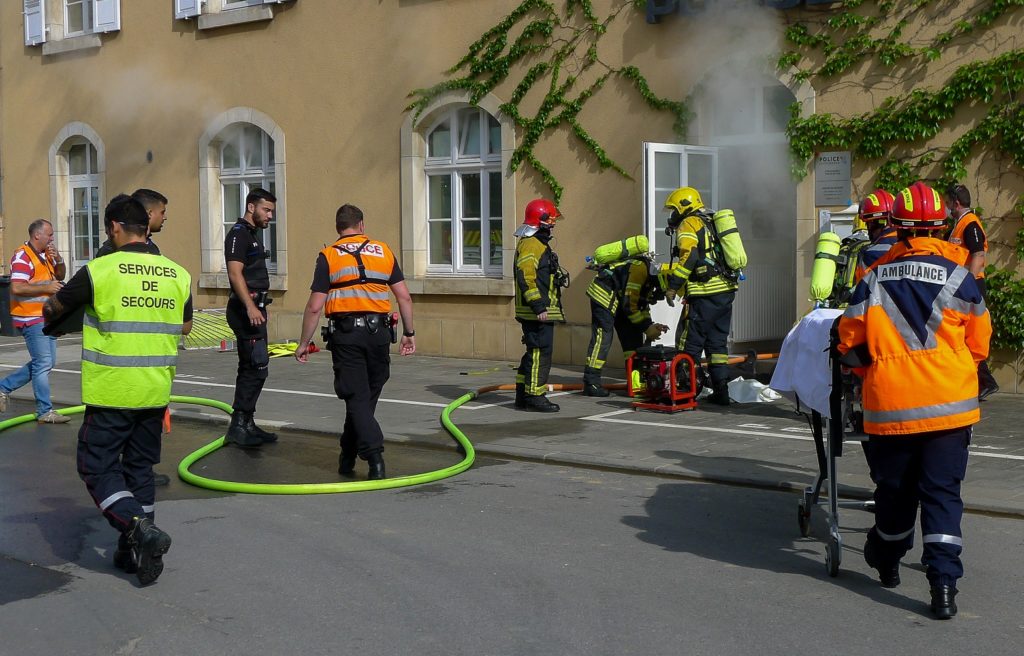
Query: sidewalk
2 335 1022 516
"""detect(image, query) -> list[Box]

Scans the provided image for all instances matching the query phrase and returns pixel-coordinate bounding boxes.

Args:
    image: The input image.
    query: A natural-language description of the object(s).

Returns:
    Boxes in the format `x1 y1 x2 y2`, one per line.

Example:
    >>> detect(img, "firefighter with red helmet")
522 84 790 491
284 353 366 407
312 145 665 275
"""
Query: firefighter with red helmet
513 199 567 412
853 189 899 282
838 181 991 619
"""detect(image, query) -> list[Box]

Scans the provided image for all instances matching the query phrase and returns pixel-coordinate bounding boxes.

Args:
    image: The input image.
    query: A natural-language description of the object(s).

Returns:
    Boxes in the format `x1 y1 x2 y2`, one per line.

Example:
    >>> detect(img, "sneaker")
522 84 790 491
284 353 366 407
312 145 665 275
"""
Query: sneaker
0 391 8 413
37 410 71 424
126 517 172 585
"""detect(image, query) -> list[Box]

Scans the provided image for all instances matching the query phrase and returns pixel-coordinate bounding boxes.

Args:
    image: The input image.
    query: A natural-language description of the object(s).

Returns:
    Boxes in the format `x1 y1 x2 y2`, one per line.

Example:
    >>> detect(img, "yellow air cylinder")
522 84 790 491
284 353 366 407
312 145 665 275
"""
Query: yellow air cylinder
592 235 650 265
810 231 842 301
712 210 747 270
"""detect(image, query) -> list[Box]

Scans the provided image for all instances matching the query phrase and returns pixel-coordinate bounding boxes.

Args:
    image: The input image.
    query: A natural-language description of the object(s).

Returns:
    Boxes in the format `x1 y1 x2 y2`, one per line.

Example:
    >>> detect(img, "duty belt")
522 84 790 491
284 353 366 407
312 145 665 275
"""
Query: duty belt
328 313 389 331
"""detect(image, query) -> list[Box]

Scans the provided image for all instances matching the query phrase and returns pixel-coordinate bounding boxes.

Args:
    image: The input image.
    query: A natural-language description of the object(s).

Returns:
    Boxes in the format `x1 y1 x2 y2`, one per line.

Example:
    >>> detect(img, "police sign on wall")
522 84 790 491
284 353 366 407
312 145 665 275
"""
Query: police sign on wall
646 0 839 23
814 151 852 207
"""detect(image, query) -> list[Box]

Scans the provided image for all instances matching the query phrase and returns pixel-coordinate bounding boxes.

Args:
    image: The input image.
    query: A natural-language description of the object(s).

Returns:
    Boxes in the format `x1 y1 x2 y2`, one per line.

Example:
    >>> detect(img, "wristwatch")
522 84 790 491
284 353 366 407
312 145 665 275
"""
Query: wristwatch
403 330 416 337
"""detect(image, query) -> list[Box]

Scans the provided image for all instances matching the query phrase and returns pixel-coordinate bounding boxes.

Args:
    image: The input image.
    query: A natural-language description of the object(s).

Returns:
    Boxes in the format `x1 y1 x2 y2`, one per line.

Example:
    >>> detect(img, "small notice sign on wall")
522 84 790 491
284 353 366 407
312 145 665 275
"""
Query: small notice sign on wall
814 151 851 207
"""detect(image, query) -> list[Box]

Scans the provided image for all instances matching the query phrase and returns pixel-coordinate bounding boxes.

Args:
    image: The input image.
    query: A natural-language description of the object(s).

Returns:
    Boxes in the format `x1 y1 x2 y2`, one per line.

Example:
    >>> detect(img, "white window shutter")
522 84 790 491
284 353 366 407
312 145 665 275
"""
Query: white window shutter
24 0 46 46
175 0 203 19
93 0 121 33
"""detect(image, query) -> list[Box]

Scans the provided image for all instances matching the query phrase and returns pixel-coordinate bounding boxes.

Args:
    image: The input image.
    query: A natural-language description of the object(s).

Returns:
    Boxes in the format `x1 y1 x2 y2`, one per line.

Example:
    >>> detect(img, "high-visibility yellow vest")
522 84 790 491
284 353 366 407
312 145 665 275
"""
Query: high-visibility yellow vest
81 251 191 409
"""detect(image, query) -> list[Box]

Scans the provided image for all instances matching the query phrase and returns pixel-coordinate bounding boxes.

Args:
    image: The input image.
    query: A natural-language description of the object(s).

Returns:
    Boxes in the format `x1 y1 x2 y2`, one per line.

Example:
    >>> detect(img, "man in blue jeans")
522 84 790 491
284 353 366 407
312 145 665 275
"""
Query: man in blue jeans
0 219 70 423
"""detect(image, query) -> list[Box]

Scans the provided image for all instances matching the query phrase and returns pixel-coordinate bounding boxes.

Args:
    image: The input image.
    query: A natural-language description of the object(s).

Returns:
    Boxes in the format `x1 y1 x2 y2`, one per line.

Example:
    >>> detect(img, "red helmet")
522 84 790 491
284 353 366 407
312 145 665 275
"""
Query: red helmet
891 181 946 230
858 189 895 227
524 199 560 227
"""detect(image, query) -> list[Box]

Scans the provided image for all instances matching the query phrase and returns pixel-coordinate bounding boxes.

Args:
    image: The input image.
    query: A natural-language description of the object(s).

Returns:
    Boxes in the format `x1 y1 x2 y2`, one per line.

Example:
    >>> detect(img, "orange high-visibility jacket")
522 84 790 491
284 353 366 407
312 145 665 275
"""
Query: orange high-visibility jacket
321 236 396 315
947 211 987 278
854 226 899 284
9 244 56 321
838 237 991 435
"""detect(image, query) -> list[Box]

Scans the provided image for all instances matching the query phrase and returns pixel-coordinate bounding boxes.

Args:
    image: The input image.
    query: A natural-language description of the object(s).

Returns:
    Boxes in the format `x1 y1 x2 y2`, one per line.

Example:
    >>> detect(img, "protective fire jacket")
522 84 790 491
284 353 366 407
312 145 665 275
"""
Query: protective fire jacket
667 213 739 297
515 233 564 321
586 259 653 329
82 251 191 409
837 237 991 435
947 211 987 279
854 226 899 283
321 236 396 315
9 244 57 321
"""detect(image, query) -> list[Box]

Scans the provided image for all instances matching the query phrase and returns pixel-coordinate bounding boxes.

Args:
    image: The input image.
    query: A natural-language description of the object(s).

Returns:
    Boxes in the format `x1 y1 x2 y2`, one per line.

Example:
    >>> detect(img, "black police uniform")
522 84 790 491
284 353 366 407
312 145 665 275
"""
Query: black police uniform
225 219 271 416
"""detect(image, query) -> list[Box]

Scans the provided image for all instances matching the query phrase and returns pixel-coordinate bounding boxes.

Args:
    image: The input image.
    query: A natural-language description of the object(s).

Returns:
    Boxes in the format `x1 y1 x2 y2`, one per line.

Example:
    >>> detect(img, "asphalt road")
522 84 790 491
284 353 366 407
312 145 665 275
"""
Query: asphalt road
1 418 1022 656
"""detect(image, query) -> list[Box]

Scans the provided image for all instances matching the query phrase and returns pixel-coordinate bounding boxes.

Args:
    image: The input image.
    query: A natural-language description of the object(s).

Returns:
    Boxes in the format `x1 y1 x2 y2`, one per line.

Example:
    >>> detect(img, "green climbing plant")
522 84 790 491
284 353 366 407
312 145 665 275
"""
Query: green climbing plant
406 0 688 204
780 0 1024 352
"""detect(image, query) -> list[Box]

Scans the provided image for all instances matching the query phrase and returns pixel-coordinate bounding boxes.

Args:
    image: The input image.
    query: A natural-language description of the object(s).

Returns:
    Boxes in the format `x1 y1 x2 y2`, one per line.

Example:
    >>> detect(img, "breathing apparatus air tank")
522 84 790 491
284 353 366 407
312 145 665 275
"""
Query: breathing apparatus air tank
711 209 747 270
591 235 650 266
810 231 842 302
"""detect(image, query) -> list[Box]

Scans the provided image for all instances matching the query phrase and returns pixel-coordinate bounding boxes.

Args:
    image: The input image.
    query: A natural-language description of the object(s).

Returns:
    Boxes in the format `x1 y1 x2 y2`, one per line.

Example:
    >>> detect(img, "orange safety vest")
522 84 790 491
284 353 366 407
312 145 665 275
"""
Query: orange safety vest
9 244 57 321
838 237 991 436
321 235 396 315
947 211 986 278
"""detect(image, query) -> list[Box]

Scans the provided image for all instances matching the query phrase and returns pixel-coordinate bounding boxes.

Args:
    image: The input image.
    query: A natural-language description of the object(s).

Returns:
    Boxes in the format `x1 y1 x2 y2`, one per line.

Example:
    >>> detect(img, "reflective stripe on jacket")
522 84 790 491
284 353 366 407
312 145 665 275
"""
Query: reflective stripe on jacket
586 259 653 327
838 237 991 435
10 245 56 320
322 236 396 315
82 251 191 409
854 227 899 283
514 235 564 321
668 214 738 297
947 211 987 278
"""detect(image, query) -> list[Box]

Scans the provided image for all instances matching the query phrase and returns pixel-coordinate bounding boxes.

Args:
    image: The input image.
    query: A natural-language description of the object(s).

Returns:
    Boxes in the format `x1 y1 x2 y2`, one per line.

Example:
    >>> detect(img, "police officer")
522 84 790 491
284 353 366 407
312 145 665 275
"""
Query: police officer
294 204 414 480
43 194 193 585
582 253 667 396
662 187 738 406
838 181 990 619
224 188 277 447
513 199 566 412
945 183 998 400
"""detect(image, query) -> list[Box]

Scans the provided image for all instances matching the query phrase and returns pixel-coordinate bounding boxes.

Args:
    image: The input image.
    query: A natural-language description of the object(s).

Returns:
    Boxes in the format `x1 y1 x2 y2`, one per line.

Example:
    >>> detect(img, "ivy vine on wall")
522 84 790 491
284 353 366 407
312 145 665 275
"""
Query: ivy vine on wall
406 0 687 204
780 0 1024 353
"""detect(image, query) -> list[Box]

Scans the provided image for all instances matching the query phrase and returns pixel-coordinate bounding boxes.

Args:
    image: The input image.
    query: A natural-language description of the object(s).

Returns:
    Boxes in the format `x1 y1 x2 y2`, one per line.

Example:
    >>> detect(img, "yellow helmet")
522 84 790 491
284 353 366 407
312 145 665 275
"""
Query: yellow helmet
664 187 704 228
852 216 868 232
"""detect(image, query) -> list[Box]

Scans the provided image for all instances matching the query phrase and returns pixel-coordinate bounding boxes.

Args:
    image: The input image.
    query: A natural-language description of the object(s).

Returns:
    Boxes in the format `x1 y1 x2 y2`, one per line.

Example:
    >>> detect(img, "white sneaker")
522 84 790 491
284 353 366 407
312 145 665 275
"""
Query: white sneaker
0 391 8 413
37 410 71 424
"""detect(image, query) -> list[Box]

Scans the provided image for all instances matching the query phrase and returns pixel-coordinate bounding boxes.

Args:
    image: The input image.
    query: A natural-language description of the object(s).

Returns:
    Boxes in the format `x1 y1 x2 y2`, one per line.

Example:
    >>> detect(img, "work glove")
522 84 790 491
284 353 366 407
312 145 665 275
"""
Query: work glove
644 323 668 341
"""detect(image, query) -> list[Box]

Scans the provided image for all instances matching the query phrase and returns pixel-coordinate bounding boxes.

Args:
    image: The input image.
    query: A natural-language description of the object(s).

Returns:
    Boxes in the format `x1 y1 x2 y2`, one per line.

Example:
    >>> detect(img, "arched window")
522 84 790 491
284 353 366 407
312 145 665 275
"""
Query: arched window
424 106 503 275
49 122 105 273
218 124 277 270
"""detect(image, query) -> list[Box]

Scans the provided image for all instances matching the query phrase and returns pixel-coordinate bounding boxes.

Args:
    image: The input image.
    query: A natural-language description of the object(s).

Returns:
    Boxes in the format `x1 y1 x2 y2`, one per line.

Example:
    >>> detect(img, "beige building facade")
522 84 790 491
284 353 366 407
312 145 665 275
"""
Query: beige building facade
0 1 1020 388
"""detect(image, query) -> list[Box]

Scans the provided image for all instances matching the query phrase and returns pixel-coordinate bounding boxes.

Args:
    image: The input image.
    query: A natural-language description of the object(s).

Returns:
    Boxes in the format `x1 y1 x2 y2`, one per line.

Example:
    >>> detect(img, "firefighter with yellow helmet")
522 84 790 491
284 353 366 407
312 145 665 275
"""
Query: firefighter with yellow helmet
663 187 745 405
513 199 567 412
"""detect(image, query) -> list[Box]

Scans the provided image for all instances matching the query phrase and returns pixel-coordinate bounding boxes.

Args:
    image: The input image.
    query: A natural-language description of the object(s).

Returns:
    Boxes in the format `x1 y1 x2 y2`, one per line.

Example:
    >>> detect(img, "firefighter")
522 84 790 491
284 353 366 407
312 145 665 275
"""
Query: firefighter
945 183 998 400
513 198 566 412
838 181 991 620
582 253 667 396
662 187 739 406
294 204 415 481
853 189 899 283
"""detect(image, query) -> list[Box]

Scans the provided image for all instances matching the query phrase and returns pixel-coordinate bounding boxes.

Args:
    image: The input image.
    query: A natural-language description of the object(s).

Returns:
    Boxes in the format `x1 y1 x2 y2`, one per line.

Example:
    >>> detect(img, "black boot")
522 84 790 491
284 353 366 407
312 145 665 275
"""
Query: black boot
338 451 357 477
514 383 527 409
126 517 172 586
225 411 262 448
113 532 138 573
864 536 900 588
245 414 278 443
521 394 560 412
978 362 999 401
367 453 386 481
930 584 958 619
707 385 731 406
583 382 610 397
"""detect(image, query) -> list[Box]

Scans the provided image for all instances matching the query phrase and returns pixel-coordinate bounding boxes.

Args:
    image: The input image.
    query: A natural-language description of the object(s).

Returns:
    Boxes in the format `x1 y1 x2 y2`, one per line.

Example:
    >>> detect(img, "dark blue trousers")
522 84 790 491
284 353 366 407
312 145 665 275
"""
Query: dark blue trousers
864 427 971 586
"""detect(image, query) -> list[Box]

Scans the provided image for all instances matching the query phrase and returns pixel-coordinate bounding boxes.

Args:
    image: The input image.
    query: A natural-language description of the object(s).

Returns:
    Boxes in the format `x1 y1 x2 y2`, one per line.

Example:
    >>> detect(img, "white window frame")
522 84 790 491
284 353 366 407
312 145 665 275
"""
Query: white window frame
197 108 287 291
67 144 102 270
218 125 277 272
48 123 106 274
424 106 503 277
63 0 93 37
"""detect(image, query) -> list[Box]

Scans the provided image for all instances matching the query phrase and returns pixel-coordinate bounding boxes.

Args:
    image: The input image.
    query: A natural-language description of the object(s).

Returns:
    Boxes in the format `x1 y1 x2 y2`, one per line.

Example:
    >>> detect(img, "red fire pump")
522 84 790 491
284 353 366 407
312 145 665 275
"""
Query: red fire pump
626 345 702 412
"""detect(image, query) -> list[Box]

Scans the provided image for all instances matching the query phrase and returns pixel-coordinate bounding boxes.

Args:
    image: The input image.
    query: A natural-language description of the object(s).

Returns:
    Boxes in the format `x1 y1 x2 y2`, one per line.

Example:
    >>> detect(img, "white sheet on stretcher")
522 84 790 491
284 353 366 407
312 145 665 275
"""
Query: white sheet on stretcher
769 308 844 418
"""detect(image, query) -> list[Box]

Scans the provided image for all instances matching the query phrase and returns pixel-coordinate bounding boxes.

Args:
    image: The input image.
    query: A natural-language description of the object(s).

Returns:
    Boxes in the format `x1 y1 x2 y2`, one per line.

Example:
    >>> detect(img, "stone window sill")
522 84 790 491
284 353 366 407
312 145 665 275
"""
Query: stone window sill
405 277 514 297
198 6 274 30
42 34 102 56
200 272 288 291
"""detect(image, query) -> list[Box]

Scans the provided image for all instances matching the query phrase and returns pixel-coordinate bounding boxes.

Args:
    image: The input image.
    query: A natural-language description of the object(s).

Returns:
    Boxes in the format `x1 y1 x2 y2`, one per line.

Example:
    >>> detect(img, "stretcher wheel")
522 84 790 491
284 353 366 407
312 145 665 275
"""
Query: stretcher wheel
825 534 841 577
797 503 811 537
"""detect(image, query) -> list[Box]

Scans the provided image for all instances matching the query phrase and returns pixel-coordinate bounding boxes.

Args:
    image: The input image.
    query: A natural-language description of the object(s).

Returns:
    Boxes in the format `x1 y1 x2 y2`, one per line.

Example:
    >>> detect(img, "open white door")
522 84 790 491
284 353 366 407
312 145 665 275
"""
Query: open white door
643 142 717 346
